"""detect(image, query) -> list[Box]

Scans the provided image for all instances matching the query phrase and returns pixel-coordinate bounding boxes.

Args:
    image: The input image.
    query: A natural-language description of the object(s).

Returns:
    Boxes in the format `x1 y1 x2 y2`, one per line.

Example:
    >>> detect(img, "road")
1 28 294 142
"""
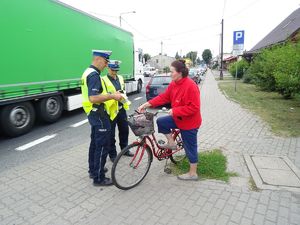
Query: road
0 77 151 171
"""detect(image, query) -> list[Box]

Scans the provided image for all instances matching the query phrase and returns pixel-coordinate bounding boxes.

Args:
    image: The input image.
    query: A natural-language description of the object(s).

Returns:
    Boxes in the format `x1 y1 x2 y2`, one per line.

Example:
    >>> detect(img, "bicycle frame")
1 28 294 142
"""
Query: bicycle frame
130 129 181 169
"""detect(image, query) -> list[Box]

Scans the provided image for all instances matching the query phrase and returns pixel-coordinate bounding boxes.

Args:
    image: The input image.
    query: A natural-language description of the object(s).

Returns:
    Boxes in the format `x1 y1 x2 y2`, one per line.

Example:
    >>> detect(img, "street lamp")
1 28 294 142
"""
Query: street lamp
119 11 136 27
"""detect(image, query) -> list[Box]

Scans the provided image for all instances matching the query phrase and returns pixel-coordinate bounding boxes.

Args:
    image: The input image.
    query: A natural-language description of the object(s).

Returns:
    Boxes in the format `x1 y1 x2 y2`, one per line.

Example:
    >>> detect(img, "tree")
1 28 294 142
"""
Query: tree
175 52 180 60
143 53 151 63
196 57 201 65
186 51 197 65
202 49 212 65
163 66 170 73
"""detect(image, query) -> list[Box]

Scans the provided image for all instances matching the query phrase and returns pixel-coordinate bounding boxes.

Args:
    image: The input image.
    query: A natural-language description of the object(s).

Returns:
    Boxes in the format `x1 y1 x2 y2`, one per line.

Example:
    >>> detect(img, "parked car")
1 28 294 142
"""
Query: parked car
146 74 172 104
188 69 200 84
198 65 207 75
143 67 156 77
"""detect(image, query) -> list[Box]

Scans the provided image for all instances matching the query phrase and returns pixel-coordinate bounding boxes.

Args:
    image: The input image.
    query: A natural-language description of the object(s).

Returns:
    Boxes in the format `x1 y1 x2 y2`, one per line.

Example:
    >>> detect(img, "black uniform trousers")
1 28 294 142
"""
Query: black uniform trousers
108 108 129 159
88 110 111 181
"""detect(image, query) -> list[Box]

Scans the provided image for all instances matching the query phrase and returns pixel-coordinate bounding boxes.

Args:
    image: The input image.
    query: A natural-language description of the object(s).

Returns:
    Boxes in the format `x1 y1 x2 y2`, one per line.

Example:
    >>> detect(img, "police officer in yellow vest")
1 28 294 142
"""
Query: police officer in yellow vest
103 60 134 162
81 50 123 186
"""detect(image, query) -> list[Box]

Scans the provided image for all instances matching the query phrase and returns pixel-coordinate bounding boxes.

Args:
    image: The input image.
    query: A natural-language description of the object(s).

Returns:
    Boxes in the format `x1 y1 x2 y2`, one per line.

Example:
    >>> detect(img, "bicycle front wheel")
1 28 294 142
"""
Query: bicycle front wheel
112 143 153 190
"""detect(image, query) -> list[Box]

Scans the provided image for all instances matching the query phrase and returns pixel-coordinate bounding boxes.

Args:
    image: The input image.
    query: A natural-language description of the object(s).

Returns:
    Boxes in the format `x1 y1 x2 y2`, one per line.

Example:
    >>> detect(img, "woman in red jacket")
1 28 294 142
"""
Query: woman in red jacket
138 60 202 181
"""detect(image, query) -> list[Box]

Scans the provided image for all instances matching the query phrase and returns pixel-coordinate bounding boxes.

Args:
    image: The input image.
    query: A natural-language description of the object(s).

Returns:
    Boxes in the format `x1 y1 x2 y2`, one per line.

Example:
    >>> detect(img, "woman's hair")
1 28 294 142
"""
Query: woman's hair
171 59 189 77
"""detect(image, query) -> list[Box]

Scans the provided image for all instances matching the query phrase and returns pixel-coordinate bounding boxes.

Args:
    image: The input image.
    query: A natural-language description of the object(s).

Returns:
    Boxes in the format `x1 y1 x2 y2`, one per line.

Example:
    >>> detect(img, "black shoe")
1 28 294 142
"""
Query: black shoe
124 151 134 157
93 177 113 186
89 167 108 179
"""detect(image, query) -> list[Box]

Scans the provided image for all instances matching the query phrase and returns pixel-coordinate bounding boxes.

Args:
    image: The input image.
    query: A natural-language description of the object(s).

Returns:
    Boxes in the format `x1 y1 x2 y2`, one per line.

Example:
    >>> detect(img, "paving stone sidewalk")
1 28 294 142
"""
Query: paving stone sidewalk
0 70 300 225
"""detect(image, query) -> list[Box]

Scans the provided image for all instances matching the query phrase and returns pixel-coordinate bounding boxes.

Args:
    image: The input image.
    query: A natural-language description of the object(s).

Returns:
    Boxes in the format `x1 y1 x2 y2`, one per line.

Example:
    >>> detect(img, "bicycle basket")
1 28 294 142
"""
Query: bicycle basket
127 112 155 136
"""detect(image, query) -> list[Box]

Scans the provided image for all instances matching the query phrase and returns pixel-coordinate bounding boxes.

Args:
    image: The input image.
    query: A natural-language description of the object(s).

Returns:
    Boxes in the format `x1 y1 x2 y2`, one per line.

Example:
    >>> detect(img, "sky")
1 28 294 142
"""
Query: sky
60 0 300 59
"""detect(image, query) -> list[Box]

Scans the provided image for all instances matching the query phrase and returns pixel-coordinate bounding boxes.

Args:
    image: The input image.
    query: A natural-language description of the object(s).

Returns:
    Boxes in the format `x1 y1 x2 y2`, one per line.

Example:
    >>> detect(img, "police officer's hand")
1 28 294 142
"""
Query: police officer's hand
111 92 123 101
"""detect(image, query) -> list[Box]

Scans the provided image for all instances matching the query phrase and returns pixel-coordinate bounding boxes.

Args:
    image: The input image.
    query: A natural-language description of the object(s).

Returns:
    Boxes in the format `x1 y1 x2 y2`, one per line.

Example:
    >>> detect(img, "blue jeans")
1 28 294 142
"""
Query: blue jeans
88 111 111 181
157 115 199 163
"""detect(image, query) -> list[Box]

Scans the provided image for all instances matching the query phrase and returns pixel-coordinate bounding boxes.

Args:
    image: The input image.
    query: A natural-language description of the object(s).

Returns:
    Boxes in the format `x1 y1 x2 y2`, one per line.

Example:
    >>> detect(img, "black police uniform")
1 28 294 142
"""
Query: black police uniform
87 65 111 185
106 75 130 161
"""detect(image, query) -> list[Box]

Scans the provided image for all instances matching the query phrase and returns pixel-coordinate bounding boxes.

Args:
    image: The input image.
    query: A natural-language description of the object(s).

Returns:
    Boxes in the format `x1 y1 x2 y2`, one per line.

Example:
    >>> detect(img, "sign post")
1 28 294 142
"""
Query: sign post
233 30 245 92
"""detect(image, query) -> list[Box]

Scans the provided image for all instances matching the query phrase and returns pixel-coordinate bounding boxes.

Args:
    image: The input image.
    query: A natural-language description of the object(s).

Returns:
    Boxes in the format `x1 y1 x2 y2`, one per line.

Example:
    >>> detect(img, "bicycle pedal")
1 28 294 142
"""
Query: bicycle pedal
158 140 165 145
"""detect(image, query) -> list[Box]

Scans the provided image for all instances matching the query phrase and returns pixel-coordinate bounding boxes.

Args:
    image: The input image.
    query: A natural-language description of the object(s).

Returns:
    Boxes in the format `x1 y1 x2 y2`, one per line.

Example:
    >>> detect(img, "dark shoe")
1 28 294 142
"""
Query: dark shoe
124 151 134 157
89 167 108 179
93 177 113 186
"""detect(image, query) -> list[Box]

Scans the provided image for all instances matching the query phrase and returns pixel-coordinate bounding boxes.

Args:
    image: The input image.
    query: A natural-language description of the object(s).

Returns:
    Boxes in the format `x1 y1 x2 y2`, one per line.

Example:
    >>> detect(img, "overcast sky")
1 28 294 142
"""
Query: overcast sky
61 0 300 59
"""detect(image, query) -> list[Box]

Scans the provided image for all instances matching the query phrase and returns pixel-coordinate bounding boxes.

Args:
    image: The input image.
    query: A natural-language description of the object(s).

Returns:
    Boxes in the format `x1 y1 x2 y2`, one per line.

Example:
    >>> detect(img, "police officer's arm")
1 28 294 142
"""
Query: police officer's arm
89 92 122 104
87 73 123 104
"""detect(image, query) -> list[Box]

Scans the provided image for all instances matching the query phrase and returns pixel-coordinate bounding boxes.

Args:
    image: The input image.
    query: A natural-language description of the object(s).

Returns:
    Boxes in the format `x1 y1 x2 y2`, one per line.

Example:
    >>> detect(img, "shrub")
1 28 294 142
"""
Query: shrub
245 42 300 97
228 59 249 79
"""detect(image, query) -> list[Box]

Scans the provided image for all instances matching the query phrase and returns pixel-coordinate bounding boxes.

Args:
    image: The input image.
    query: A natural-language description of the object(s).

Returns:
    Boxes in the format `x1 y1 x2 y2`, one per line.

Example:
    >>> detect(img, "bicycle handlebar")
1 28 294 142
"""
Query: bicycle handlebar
134 107 169 117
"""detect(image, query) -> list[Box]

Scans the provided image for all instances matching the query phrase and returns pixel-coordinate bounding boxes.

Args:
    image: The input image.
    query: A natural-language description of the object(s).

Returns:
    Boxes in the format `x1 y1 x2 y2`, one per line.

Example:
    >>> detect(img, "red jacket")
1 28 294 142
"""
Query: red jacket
149 77 202 130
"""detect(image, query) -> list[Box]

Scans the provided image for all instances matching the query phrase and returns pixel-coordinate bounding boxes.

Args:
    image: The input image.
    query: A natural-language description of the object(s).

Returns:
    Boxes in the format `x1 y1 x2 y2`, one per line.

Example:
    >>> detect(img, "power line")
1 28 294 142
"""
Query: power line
89 11 118 19
165 34 220 46
120 17 154 41
138 23 220 42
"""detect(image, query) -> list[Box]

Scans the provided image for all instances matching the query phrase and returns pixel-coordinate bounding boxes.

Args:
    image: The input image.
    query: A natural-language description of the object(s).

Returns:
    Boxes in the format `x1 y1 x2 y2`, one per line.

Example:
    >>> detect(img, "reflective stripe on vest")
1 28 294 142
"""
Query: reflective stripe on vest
102 75 131 112
80 68 116 120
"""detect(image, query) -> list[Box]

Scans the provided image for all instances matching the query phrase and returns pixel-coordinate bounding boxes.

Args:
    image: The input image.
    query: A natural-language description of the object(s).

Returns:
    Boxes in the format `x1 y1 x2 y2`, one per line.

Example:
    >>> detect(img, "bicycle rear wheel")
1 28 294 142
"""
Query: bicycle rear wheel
170 131 186 164
112 143 153 190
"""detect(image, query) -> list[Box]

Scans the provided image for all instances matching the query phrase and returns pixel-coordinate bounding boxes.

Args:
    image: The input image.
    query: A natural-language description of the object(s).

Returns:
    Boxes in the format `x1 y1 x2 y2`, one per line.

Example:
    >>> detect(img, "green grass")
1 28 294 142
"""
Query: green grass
218 79 300 137
172 149 238 182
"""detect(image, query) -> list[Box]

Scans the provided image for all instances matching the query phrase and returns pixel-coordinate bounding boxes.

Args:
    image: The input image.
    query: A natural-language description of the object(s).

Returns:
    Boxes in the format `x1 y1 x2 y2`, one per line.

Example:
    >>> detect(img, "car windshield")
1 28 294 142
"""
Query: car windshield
151 76 172 85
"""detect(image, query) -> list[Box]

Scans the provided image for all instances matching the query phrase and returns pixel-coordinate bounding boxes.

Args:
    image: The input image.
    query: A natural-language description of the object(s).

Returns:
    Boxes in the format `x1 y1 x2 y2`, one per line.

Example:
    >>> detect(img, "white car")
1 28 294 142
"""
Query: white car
143 67 156 77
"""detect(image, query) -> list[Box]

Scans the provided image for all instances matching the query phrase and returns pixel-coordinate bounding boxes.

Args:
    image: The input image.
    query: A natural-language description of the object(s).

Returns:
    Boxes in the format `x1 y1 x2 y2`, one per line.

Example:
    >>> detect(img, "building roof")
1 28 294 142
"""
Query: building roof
223 56 237 62
248 8 300 54
151 55 175 59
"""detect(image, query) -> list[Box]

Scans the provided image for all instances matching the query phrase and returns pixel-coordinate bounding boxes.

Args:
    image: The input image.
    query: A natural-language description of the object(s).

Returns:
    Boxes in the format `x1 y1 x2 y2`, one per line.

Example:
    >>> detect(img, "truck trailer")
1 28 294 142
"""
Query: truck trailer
0 0 144 137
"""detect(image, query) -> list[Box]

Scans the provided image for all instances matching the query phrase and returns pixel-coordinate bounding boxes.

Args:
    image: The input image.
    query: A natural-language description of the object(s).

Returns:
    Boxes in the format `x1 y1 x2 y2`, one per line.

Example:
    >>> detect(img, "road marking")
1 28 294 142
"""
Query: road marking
15 134 57 151
70 119 88 128
134 97 142 101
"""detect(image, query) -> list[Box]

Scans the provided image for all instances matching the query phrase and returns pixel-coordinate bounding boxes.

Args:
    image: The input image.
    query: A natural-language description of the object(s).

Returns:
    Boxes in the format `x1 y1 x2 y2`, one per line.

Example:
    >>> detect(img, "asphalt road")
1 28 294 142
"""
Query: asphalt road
0 78 151 171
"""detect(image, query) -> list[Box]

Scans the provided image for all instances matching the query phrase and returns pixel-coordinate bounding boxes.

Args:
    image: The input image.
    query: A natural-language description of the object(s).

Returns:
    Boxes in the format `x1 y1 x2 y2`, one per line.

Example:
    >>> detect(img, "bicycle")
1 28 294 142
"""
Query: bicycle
111 109 186 190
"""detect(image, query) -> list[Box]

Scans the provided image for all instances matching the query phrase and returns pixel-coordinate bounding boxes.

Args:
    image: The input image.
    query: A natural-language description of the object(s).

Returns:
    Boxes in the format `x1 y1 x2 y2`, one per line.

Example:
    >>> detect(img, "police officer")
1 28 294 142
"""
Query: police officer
81 50 123 186
103 60 134 162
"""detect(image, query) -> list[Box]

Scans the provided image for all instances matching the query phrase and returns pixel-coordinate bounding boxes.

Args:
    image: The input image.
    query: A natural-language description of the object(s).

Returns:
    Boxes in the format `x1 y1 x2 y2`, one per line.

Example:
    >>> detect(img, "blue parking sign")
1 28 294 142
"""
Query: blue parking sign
233 30 245 45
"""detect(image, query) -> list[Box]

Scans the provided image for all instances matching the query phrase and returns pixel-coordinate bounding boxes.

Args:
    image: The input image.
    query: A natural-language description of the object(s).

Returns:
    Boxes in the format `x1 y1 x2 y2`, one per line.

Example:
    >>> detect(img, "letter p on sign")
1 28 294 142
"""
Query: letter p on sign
233 30 245 45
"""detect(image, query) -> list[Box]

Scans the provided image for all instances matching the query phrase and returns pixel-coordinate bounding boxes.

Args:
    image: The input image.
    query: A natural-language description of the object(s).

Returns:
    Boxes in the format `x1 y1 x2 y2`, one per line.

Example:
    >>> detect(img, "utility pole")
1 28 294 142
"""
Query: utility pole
160 41 163 55
220 19 224 80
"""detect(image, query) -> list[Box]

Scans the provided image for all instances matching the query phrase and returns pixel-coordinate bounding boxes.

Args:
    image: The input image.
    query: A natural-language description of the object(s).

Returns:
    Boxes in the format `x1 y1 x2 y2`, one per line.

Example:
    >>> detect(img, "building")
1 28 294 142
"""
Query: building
147 54 176 72
223 55 237 69
245 8 300 59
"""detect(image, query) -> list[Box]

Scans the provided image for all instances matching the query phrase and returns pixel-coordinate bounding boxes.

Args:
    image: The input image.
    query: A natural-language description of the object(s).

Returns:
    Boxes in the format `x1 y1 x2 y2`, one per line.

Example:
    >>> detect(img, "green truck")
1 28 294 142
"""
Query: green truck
0 0 144 137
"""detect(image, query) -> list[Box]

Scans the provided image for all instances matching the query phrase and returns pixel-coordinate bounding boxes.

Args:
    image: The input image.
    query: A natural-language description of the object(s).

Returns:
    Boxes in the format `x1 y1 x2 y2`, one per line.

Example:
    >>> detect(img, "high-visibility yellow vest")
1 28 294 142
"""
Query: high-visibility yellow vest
102 75 131 113
80 68 117 120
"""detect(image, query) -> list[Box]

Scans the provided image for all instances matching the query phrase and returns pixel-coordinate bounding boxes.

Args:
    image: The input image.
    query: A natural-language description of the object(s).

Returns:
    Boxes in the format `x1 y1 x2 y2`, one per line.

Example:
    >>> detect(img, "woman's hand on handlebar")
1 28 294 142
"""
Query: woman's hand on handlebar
138 102 151 113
